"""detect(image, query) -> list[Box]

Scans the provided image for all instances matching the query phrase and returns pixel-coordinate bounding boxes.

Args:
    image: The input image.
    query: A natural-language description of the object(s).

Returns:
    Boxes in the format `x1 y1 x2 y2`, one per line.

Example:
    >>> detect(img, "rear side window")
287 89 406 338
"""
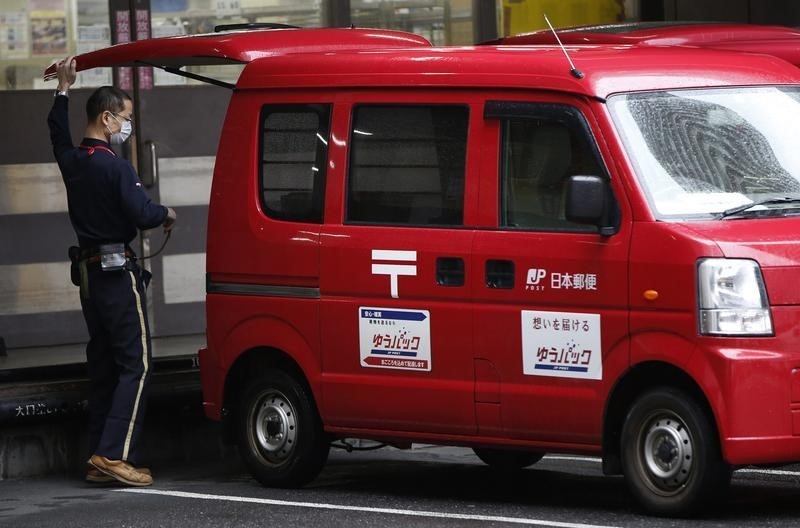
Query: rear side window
260 104 331 223
347 105 469 226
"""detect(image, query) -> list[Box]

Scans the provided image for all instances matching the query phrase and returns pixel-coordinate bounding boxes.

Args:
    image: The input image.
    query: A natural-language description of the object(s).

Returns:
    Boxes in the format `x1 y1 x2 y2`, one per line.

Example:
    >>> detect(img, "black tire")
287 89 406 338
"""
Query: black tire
473 448 545 471
237 369 329 487
620 387 731 517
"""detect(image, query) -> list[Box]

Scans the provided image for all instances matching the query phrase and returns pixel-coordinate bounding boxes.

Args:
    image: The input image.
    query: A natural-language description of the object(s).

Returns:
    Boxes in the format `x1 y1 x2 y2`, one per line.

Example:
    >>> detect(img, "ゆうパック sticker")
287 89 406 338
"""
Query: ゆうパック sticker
521 310 601 380
359 307 431 371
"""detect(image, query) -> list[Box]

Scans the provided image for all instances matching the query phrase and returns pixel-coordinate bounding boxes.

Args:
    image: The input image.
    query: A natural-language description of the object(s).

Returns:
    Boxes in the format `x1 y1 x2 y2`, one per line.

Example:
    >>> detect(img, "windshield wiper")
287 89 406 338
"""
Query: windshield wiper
719 197 800 219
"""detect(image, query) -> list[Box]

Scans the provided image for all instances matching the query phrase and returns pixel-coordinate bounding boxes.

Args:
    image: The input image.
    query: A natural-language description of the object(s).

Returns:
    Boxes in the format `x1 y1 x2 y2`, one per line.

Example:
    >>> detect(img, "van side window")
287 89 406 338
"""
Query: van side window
347 105 468 226
260 104 331 223
494 105 605 232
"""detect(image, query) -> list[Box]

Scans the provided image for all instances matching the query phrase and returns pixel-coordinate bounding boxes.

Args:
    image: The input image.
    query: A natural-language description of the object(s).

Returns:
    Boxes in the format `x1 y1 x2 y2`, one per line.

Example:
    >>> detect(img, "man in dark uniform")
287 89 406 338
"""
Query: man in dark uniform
48 56 177 487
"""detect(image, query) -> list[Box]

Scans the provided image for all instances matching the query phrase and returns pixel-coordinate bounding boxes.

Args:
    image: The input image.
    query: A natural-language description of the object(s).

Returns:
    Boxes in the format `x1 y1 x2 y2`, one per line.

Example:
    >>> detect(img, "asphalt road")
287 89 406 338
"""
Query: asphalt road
2 445 800 527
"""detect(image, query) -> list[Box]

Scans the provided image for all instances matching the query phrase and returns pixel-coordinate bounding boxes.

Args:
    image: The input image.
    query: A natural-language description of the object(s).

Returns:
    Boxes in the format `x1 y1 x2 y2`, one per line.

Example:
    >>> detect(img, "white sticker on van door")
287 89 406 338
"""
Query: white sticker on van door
359 307 431 371
521 310 602 380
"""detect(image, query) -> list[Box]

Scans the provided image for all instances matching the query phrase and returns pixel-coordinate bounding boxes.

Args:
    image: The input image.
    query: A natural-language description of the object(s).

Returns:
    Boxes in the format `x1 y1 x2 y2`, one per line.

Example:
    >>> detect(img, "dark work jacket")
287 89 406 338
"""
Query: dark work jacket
48 95 168 249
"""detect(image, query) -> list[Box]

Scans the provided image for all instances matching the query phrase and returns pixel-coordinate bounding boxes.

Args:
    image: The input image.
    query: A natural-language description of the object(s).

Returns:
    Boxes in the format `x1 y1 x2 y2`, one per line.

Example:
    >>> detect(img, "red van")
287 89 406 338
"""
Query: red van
49 24 800 516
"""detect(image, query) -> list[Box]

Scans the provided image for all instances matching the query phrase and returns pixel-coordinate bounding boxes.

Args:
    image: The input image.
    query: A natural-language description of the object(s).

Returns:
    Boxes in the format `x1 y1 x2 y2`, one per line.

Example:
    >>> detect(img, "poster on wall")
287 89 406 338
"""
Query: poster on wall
215 0 242 18
29 0 67 56
29 0 65 8
76 25 112 87
30 12 67 56
0 11 28 60
135 8 153 89
152 23 187 85
112 7 132 91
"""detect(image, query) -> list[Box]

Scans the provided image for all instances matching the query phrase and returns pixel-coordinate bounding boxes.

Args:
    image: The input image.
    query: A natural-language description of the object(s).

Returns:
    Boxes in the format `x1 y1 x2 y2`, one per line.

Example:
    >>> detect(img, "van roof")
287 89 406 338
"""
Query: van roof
237 44 800 99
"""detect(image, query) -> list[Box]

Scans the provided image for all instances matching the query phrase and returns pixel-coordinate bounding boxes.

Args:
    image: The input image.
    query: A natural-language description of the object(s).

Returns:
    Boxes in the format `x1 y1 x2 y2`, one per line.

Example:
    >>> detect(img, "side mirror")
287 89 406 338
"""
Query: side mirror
565 175 618 236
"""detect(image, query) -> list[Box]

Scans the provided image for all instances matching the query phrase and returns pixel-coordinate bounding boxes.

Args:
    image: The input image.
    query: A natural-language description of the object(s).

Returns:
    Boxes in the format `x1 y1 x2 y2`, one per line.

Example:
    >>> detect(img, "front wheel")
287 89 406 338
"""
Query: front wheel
237 370 329 488
473 448 544 471
621 387 731 517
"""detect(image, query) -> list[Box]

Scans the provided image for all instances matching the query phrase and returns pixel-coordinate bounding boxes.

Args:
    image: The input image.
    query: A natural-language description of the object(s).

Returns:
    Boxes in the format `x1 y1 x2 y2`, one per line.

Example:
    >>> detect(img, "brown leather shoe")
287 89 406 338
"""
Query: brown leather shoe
86 466 152 483
88 455 153 487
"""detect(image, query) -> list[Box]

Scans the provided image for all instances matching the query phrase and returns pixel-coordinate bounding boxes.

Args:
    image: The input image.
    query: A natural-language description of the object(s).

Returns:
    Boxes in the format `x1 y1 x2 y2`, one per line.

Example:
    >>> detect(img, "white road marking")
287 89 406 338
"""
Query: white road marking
542 455 800 478
116 488 620 528
544 456 602 463
737 468 800 477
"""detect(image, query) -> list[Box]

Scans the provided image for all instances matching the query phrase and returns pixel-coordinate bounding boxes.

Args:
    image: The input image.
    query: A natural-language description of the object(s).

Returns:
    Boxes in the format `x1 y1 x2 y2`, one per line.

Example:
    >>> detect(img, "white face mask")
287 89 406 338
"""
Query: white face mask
109 113 132 145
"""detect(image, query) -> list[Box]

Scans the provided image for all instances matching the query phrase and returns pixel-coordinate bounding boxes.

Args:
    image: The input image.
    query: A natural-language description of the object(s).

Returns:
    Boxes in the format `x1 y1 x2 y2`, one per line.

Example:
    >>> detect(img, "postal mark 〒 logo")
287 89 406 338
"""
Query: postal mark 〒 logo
372 250 417 299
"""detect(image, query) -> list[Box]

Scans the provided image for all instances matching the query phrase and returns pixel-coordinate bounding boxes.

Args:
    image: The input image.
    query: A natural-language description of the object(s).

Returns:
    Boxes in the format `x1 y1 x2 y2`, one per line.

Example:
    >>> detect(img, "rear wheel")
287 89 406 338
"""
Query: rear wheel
621 387 731 517
237 369 329 487
473 448 544 471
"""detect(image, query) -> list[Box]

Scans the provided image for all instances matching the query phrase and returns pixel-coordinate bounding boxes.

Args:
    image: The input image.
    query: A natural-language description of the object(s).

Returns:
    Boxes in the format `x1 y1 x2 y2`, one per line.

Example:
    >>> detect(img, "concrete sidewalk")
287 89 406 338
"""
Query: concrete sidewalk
0 335 232 479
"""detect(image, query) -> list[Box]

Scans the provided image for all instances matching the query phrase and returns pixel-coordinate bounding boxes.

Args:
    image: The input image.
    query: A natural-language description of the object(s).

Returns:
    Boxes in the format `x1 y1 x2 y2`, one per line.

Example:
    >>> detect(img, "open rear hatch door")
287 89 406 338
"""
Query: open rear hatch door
44 27 431 88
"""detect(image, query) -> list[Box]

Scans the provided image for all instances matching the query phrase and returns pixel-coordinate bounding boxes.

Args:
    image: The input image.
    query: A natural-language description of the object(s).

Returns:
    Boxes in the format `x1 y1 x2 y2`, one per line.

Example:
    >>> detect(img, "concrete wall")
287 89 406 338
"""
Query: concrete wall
0 386 232 479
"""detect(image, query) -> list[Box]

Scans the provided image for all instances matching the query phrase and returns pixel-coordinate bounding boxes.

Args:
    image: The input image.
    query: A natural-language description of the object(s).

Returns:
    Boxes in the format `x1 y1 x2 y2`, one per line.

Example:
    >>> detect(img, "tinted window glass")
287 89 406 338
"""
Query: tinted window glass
260 104 331 222
347 105 468 226
501 117 602 232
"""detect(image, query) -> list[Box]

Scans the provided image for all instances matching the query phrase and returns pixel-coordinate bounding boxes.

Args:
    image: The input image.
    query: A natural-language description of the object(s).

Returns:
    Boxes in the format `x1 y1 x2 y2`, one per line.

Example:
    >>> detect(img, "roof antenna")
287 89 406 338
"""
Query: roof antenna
543 13 584 79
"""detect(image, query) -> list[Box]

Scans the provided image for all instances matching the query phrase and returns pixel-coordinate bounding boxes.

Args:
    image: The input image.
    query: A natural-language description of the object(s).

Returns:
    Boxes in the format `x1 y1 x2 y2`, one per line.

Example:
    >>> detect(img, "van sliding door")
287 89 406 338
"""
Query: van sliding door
319 96 480 436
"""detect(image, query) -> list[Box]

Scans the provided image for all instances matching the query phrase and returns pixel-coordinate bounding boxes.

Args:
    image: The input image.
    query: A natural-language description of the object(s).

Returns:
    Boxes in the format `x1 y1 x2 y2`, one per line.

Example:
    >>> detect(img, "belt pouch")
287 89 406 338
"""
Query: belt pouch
68 246 81 286
79 260 89 299
98 243 126 271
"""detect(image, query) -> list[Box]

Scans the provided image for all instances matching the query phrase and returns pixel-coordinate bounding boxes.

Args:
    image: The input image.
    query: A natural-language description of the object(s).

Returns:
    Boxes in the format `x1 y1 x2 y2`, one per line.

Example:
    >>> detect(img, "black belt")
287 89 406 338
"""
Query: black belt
83 249 135 265
80 244 135 260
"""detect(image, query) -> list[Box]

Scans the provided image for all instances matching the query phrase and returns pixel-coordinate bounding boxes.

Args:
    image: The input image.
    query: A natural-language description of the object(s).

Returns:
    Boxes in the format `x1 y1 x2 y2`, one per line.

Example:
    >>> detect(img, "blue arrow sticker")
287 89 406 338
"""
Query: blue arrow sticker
361 309 427 321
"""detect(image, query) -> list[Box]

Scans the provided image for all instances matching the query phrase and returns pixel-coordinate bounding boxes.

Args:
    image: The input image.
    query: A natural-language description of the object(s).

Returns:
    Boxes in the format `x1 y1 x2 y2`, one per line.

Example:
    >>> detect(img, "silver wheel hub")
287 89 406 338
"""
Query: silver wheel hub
254 391 297 462
643 415 693 490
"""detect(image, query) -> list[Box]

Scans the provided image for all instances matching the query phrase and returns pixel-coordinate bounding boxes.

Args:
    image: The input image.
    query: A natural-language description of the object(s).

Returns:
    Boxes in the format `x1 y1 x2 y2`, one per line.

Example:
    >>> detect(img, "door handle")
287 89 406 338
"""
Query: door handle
436 257 465 286
486 260 514 289
143 140 159 188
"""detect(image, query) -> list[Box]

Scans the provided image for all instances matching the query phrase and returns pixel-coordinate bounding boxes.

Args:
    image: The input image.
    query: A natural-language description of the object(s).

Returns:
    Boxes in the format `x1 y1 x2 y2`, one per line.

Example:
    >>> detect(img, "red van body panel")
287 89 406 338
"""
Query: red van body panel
204 89 331 419
626 217 800 464
317 90 482 436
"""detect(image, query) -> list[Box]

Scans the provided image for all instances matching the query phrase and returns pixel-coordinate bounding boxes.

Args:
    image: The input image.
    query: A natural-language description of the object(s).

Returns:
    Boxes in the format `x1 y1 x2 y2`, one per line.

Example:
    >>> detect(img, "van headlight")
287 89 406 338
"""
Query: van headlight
697 258 773 336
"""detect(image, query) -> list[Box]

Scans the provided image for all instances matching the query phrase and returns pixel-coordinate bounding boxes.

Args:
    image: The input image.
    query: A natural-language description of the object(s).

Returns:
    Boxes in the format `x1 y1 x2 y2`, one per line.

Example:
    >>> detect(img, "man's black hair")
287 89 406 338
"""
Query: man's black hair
86 86 132 121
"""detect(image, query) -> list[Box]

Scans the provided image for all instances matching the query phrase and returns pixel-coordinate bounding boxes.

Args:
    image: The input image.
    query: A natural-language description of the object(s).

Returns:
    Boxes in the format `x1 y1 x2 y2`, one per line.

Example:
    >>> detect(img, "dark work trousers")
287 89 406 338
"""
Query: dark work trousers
80 263 152 465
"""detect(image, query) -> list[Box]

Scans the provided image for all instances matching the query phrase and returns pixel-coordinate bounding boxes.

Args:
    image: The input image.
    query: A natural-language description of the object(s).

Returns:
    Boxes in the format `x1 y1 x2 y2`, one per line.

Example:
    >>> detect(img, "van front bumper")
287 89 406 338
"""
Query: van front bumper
725 436 800 465
706 306 800 465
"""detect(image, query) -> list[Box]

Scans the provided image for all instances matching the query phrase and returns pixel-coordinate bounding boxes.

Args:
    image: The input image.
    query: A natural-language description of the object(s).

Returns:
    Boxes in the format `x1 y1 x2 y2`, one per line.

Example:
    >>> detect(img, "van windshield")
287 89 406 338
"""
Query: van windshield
607 86 800 219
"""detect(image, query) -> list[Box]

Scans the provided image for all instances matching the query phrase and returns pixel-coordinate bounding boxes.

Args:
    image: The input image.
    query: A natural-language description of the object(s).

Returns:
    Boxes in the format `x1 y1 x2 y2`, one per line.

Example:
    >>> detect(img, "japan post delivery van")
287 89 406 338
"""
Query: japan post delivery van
51 23 800 516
